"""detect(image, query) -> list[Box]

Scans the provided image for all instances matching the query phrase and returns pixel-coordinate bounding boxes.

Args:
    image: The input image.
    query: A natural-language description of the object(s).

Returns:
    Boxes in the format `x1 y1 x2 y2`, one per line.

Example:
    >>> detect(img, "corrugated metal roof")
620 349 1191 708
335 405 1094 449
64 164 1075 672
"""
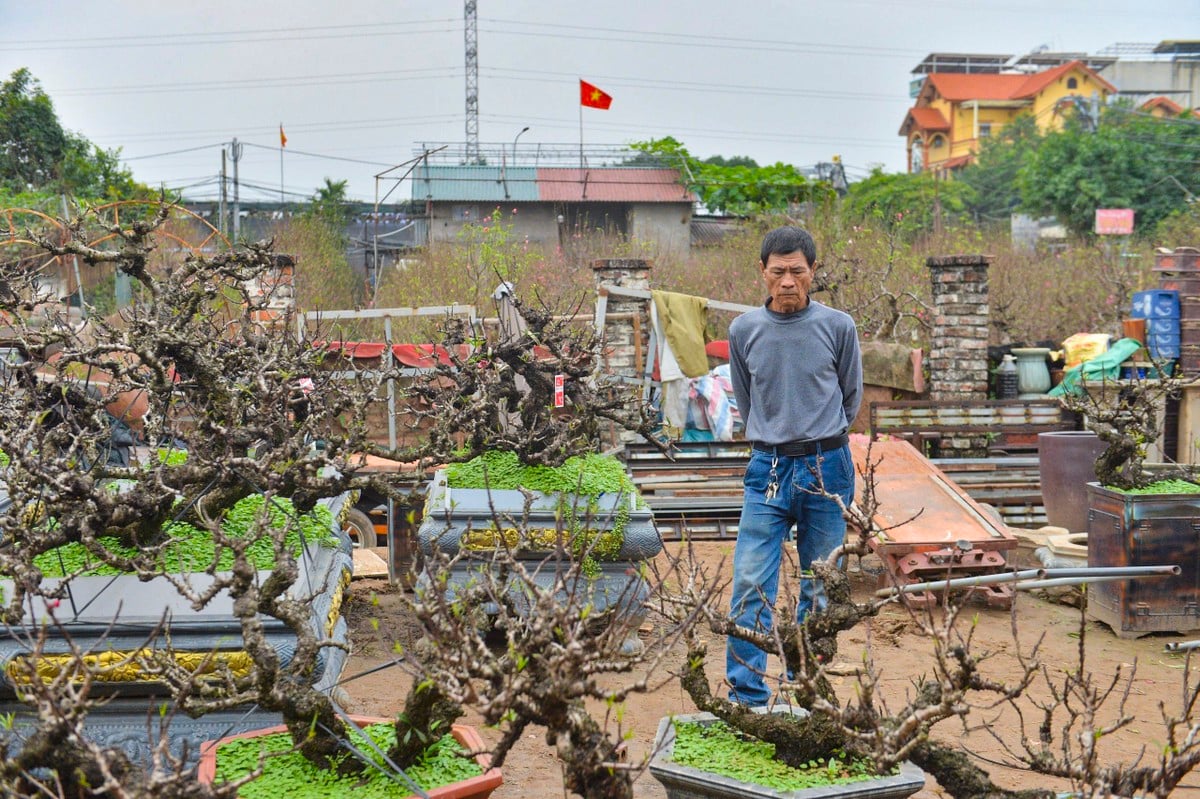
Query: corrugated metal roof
412 165 539 202
536 168 694 203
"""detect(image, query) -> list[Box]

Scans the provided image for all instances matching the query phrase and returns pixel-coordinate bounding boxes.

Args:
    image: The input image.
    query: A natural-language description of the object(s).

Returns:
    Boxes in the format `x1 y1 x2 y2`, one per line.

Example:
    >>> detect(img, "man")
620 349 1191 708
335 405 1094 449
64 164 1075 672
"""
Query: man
725 225 862 707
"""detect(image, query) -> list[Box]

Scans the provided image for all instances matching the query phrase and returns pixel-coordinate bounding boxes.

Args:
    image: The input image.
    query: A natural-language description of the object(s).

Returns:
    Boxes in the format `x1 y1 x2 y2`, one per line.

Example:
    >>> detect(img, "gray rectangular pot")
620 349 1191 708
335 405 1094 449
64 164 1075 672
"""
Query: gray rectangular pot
0 493 356 764
649 711 926 799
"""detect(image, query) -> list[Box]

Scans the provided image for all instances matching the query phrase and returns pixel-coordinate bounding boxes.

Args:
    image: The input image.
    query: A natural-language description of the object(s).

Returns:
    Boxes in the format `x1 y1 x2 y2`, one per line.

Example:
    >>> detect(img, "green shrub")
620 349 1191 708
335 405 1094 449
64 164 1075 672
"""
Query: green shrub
214 723 482 799
32 495 339 576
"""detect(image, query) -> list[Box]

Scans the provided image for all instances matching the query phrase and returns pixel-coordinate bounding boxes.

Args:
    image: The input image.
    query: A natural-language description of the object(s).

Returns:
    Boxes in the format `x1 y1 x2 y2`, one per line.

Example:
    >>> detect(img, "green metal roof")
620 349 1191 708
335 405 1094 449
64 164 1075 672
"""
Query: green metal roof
412 165 539 202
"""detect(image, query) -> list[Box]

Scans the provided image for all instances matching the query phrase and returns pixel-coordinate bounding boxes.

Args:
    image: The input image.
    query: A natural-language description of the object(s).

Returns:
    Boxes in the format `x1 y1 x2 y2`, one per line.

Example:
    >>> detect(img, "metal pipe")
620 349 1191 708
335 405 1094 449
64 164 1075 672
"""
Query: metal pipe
875 569 1045 598
1165 640 1200 652
1041 565 1180 578
875 565 1179 598
1014 572 1174 591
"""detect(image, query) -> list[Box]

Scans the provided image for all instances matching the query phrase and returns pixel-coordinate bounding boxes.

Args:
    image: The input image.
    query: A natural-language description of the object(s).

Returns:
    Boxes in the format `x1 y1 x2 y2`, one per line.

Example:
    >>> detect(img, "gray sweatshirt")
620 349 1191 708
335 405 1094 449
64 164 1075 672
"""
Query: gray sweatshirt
728 299 862 447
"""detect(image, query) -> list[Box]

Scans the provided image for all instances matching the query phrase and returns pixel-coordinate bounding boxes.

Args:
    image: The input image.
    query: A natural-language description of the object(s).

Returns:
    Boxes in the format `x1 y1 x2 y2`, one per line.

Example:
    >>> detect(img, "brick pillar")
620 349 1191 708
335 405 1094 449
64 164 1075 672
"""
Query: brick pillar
592 258 652 382
592 258 653 445
927 254 990 455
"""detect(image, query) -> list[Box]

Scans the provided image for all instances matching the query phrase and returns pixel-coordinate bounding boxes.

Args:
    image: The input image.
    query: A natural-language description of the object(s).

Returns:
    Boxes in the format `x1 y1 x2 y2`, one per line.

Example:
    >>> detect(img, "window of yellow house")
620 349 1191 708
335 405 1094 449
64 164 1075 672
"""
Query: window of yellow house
979 123 992 138
931 134 945 149
1067 77 1078 89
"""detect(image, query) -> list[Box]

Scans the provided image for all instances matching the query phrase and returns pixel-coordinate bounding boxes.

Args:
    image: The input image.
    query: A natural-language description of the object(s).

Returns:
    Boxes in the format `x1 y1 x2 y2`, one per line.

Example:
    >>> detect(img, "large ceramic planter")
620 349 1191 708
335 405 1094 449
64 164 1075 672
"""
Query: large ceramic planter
416 469 663 637
1037 431 1106 533
1086 482 1200 637
197 716 503 799
649 711 926 799
0 493 356 764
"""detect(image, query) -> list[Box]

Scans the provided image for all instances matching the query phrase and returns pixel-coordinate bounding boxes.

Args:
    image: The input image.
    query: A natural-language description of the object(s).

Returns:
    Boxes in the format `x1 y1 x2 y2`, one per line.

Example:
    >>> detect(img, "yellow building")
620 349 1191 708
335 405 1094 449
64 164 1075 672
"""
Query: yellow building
899 58 1116 175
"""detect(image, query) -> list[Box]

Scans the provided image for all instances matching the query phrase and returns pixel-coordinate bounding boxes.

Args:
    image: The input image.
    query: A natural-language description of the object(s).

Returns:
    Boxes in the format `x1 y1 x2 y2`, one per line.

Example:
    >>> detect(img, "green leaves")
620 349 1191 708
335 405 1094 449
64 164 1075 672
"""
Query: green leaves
670 720 883 791
1019 104 1200 237
214 725 482 799
629 136 835 215
445 451 636 498
31 495 338 577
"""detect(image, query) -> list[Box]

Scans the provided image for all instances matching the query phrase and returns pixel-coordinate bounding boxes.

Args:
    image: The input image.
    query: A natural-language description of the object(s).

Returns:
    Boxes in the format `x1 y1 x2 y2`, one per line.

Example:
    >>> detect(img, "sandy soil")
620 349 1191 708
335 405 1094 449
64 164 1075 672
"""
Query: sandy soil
339 542 1200 799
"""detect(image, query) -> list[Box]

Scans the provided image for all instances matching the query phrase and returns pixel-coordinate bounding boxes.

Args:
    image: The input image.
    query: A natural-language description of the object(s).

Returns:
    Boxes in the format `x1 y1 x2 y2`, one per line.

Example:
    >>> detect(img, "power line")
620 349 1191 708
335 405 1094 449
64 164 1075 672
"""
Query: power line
239 141 395 167
0 18 459 52
99 114 464 146
483 112 898 149
121 143 227 162
480 66 902 103
479 17 923 59
51 66 461 98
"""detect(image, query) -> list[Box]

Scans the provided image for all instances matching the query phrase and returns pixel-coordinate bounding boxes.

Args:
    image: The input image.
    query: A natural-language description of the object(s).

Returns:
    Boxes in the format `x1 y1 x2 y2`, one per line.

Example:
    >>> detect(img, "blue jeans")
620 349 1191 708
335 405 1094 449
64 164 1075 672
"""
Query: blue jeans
726 444 855 706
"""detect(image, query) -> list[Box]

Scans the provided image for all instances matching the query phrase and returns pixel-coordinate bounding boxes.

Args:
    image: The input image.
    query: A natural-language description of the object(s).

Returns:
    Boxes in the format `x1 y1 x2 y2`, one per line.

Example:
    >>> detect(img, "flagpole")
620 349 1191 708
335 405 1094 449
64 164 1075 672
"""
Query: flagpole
578 94 584 170
279 147 285 204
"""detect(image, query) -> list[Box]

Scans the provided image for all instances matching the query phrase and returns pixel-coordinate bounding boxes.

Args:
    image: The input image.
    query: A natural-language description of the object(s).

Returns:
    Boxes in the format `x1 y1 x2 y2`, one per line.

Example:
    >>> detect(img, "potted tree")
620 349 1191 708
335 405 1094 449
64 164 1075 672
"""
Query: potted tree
404 291 665 642
1055 371 1200 636
0 203 497 795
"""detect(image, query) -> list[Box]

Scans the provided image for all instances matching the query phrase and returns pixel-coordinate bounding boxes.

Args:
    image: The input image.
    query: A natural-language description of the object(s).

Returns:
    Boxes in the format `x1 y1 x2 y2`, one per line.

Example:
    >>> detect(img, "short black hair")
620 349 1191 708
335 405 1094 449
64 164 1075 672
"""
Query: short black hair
760 226 816 268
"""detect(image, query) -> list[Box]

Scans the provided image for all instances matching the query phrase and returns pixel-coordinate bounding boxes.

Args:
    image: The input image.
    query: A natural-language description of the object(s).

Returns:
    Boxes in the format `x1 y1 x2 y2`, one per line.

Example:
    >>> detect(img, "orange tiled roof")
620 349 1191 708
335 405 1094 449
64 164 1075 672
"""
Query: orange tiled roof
1141 95 1185 114
936 154 974 170
899 107 951 135
924 60 1116 102
925 72 1029 102
1014 60 1116 97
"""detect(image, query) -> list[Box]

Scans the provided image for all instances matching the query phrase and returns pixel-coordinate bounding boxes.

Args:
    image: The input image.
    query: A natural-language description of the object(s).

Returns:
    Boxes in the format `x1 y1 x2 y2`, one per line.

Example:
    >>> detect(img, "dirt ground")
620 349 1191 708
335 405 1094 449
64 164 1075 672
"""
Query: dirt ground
339 541 1200 799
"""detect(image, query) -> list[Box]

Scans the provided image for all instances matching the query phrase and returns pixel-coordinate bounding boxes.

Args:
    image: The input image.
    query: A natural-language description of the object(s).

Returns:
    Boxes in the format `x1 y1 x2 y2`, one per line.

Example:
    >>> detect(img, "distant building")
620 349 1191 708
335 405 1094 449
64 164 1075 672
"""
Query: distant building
1097 40 1200 112
900 55 1116 175
900 41 1200 175
410 147 695 256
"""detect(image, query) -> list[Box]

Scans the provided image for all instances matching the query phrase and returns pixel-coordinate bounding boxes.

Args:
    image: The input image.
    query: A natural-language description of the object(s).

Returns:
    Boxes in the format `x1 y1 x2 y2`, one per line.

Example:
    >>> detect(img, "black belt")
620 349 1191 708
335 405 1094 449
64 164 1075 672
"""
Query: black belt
752 433 849 458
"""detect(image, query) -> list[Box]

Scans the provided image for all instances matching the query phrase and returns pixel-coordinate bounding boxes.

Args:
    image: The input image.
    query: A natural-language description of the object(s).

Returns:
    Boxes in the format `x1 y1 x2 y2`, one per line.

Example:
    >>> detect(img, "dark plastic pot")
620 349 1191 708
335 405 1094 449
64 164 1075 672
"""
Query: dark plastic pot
1038 431 1106 533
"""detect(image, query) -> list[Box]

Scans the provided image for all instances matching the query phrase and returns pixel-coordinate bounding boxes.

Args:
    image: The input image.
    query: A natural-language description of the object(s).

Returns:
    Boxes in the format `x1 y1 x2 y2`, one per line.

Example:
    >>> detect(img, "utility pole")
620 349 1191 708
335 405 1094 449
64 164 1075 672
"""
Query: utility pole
229 138 243 242
464 0 479 164
219 148 228 240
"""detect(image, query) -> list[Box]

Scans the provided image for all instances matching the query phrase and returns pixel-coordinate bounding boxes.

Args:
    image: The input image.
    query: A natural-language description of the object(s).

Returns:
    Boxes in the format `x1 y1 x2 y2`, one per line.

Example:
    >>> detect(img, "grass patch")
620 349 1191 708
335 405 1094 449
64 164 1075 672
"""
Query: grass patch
1112 479 1200 495
33 495 340 577
669 719 882 791
445 451 637 499
214 724 482 799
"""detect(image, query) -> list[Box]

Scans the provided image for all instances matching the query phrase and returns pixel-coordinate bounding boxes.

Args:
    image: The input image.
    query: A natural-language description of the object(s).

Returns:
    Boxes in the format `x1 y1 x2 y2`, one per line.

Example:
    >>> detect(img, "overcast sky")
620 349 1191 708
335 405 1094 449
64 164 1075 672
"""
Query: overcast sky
1 1 1193 205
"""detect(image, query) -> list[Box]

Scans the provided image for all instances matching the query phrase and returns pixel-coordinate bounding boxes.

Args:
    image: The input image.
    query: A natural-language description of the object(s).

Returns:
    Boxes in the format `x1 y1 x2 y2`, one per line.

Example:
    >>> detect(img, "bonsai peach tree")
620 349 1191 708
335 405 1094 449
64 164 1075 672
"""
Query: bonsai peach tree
0 202 437 794
656 445 1200 798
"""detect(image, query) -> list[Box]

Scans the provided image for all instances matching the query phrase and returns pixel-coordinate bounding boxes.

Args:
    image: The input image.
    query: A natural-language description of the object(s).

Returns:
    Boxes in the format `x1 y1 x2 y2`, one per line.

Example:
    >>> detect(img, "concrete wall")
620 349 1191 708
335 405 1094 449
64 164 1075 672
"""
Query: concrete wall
427 203 559 245
628 203 692 259
429 201 693 256
1103 60 1200 107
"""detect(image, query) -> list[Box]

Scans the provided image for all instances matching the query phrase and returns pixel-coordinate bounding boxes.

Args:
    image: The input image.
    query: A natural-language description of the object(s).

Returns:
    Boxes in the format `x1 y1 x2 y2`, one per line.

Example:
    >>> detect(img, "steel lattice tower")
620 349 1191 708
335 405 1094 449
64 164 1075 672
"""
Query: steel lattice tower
464 0 479 163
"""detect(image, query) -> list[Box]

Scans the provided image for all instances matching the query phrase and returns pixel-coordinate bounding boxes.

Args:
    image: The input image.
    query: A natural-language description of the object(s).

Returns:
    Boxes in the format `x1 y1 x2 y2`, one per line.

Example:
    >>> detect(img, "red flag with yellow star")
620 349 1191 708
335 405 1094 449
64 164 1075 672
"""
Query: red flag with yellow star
580 79 612 110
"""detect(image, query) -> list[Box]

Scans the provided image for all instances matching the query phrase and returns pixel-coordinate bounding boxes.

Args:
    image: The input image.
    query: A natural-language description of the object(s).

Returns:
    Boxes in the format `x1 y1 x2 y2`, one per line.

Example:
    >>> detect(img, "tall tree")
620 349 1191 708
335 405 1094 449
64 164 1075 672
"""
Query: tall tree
843 168 975 235
630 136 834 215
957 113 1041 226
0 67 146 201
0 68 67 191
1019 103 1200 237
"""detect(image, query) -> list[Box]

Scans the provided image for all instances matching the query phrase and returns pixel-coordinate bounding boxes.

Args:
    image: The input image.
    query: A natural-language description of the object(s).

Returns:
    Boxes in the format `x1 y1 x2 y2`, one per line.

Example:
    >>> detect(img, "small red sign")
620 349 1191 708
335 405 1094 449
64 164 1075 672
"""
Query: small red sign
1095 208 1134 235
554 374 565 408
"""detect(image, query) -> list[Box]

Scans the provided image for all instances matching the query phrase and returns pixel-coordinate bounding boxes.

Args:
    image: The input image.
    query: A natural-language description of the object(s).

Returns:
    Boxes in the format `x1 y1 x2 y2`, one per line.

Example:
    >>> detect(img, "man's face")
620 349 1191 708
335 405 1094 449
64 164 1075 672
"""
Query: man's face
760 251 813 314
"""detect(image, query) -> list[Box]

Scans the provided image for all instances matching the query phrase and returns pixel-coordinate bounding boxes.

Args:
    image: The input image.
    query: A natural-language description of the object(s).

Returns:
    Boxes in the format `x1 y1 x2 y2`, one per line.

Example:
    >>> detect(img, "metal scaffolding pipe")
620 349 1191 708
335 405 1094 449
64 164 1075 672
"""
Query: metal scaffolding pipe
875 569 1044 598
875 565 1179 598
1041 565 1181 579
1013 573 1173 590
